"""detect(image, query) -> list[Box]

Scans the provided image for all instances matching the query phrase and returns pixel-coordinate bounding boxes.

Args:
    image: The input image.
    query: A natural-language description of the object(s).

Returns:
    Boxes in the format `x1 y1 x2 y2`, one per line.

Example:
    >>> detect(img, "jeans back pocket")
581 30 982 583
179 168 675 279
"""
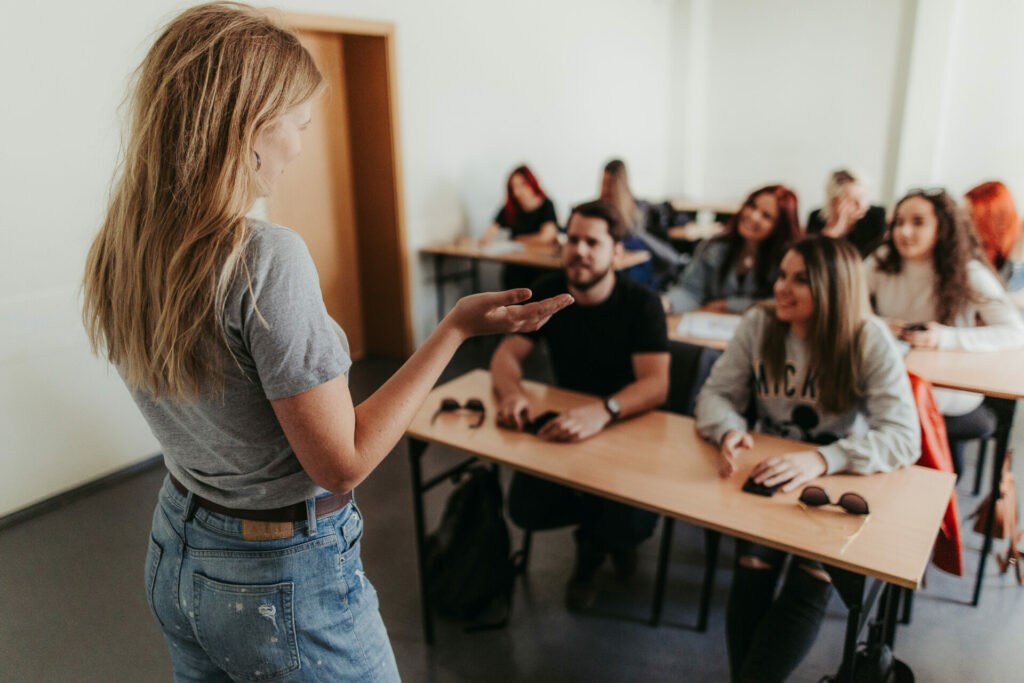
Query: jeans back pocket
192 574 300 681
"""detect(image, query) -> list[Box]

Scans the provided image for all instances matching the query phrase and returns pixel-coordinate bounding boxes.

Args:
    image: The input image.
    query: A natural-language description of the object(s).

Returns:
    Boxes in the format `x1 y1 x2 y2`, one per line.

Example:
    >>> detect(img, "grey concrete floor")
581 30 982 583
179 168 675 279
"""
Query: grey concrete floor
2 343 1023 682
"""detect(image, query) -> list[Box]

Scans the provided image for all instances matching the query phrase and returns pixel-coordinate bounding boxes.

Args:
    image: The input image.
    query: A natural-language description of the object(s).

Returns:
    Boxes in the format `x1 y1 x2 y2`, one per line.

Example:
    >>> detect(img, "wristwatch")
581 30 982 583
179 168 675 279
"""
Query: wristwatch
603 396 622 422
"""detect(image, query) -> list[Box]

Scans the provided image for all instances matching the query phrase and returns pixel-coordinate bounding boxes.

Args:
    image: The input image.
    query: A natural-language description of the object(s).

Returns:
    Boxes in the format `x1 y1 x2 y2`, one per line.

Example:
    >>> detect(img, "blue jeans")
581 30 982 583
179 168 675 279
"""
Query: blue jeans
145 476 400 682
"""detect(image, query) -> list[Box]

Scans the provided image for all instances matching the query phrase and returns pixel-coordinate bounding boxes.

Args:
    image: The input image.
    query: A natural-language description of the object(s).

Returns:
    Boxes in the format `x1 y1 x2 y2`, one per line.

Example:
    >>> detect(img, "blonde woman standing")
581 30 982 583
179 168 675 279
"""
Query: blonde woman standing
82 4 571 680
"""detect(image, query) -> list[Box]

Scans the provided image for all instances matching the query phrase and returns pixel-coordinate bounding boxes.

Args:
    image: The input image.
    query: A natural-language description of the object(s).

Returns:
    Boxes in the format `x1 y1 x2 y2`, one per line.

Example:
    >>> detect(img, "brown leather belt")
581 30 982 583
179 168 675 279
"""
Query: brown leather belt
169 473 352 522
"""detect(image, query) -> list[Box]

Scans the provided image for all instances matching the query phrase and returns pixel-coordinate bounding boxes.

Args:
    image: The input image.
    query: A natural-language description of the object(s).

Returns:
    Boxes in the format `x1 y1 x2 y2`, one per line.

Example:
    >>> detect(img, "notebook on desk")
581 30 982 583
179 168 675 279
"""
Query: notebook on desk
481 241 526 256
675 312 742 341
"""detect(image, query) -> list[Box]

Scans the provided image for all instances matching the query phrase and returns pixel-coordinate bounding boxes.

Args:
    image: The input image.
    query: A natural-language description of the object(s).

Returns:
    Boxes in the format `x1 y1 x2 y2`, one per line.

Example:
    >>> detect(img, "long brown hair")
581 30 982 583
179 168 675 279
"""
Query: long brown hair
82 2 324 399
760 236 871 414
601 159 640 231
875 189 986 324
716 184 802 291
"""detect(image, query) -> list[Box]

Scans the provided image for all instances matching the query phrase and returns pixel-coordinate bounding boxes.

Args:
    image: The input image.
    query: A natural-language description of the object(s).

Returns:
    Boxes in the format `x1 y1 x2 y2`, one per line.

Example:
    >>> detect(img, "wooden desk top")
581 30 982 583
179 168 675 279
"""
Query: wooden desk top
667 223 726 242
670 198 740 215
904 348 1024 401
668 312 1024 401
408 370 954 589
421 241 650 271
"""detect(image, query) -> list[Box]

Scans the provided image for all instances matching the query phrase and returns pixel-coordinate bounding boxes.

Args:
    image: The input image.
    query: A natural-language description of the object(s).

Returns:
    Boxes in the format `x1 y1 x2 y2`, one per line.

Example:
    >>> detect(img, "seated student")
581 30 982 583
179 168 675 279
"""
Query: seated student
600 158 685 291
479 164 559 290
806 168 887 256
965 180 1024 293
666 185 801 314
695 235 919 683
490 200 670 611
865 189 1024 476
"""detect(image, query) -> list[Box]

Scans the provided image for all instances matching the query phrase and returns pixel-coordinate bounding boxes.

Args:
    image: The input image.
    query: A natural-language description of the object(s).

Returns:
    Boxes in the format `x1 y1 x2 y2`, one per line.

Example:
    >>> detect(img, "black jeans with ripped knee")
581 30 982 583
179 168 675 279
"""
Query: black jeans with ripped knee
726 540 833 683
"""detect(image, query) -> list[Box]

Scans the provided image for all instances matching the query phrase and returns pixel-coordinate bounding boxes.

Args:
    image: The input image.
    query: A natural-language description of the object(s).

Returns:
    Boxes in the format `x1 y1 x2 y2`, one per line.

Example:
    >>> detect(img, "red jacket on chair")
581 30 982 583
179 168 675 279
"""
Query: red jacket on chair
909 372 963 576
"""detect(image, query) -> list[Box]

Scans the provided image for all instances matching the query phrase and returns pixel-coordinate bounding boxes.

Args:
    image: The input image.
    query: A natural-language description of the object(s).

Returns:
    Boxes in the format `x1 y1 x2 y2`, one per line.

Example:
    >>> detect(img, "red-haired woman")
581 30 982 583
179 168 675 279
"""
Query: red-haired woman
966 180 1024 292
480 165 559 289
666 185 802 313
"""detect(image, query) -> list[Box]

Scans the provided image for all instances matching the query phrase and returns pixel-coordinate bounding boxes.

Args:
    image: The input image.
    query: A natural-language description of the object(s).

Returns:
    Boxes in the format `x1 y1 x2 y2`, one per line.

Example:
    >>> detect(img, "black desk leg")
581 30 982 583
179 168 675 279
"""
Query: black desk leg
899 586 913 625
697 529 721 632
433 254 446 325
650 517 674 626
408 438 434 644
470 260 480 293
972 397 1017 607
832 570 867 683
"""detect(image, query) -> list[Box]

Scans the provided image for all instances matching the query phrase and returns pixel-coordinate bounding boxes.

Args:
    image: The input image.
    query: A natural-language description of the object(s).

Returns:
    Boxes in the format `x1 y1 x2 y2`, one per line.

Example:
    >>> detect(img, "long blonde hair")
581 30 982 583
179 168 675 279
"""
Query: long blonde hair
760 236 872 414
83 2 323 399
601 159 640 231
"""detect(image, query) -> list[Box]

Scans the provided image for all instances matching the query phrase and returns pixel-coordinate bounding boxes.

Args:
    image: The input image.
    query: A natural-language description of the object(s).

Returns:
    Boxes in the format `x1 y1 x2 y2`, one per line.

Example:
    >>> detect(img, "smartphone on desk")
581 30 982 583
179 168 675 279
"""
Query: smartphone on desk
742 475 783 497
523 411 559 435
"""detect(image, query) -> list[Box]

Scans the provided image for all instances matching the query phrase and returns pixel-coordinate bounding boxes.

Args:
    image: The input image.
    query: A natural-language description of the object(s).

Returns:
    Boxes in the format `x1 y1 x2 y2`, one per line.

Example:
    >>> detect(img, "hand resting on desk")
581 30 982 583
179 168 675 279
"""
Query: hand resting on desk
719 430 827 492
535 403 611 442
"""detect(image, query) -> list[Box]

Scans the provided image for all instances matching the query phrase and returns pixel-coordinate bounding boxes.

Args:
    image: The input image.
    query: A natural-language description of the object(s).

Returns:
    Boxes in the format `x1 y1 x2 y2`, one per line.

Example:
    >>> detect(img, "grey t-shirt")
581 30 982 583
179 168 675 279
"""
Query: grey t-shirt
128 220 351 508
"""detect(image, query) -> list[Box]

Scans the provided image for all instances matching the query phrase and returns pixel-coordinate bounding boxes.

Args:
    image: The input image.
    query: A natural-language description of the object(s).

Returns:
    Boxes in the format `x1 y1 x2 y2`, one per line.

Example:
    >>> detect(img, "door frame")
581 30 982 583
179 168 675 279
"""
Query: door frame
280 10 414 358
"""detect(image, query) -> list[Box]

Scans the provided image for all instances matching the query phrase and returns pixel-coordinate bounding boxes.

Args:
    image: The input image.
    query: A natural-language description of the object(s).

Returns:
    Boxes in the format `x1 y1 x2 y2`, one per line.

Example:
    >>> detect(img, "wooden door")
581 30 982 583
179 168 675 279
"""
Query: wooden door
267 30 365 359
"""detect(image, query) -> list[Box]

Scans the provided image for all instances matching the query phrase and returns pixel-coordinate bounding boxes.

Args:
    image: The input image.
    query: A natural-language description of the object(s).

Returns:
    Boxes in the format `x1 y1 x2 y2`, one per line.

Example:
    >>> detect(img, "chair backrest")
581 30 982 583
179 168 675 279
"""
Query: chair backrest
667 341 723 417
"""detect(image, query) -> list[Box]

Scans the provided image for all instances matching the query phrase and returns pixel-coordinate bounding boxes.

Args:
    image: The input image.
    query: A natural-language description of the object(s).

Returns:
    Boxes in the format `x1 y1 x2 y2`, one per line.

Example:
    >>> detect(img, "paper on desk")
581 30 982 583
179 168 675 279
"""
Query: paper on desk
676 313 742 341
481 241 526 256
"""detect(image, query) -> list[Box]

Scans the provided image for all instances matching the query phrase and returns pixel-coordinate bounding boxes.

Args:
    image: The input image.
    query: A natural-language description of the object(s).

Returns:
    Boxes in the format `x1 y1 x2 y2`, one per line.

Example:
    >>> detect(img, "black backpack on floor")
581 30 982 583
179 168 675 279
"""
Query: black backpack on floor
424 465 515 628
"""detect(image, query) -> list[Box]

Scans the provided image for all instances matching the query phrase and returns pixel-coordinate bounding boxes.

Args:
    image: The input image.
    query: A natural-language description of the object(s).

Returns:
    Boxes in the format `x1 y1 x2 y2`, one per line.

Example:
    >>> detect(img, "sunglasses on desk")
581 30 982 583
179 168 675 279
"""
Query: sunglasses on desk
799 486 870 516
431 398 486 428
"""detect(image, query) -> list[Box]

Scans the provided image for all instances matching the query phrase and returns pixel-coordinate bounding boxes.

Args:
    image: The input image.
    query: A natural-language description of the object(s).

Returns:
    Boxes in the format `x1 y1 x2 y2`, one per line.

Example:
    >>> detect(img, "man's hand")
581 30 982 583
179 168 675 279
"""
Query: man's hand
718 430 753 478
751 450 827 492
497 393 531 430
537 402 611 442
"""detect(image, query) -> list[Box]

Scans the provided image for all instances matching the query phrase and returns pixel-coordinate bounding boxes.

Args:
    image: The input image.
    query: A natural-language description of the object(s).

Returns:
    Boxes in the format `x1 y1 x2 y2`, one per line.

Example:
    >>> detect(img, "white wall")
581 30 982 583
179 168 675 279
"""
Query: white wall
0 0 676 516
933 0 1024 203
693 0 907 218
4 0 1021 517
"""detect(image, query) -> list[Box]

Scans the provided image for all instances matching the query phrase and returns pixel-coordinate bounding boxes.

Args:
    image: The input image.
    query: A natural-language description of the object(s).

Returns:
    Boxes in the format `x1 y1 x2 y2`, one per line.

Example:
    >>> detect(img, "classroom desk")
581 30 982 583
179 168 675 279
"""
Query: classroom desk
422 241 651 321
667 311 1024 607
666 222 725 243
670 199 740 216
406 370 953 679
904 348 1024 606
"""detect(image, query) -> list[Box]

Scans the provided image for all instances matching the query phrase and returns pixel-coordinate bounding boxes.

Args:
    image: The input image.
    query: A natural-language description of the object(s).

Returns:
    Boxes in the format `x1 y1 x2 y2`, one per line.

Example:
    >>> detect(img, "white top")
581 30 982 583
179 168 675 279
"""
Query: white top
865 248 1024 414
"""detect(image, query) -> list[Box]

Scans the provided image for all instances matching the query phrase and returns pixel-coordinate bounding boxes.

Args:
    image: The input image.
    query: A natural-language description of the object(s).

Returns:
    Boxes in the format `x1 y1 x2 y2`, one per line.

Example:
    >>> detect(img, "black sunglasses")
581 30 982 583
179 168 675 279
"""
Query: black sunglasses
799 486 870 515
431 398 486 428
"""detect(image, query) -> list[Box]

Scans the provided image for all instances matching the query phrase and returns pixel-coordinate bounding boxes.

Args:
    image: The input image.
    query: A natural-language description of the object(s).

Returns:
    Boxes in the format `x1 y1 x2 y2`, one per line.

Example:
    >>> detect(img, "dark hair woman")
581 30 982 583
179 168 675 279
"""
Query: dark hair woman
666 184 802 314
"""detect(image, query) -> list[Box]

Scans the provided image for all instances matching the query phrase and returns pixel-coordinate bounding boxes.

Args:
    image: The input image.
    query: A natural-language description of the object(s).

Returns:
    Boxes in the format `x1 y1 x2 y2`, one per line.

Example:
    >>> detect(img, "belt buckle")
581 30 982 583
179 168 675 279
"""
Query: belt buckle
242 519 294 541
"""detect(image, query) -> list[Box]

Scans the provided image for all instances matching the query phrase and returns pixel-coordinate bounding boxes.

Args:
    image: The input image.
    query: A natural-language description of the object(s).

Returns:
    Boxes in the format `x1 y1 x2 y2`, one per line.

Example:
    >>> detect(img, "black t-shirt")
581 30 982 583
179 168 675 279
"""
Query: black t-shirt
522 273 668 397
806 205 887 257
495 198 558 238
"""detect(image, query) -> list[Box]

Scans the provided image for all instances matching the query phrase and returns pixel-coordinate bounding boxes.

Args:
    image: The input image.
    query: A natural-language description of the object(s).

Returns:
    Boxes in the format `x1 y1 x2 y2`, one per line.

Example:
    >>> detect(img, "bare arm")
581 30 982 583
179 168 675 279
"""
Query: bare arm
271 289 572 492
515 221 559 248
490 334 537 429
479 222 502 247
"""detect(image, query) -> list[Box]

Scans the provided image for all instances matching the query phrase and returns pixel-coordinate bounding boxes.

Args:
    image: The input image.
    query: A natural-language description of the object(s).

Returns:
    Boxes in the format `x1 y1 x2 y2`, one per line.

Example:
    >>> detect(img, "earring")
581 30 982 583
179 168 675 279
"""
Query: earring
254 151 262 172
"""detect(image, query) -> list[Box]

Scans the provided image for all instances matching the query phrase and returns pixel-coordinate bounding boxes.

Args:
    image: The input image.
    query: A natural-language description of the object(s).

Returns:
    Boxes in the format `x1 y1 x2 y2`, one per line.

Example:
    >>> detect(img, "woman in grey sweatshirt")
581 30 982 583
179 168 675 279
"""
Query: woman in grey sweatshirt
695 235 919 683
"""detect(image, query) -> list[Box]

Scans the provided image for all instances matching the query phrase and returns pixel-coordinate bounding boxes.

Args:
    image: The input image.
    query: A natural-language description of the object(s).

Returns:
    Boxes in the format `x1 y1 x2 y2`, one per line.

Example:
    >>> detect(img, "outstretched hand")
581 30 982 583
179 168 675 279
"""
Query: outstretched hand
446 289 574 340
